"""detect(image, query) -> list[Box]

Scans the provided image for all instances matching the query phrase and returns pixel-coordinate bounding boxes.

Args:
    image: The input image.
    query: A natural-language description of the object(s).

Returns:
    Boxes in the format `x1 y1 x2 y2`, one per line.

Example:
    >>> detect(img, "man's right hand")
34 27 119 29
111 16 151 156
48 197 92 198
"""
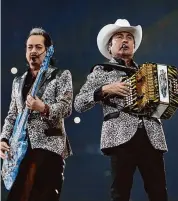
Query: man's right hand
0 141 10 159
102 81 130 97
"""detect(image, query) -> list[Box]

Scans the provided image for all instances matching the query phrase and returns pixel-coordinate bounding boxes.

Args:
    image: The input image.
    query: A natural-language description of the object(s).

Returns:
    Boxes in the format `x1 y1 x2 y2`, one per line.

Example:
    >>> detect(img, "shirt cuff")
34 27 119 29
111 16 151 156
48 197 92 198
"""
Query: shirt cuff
40 104 50 117
0 138 10 145
94 86 109 102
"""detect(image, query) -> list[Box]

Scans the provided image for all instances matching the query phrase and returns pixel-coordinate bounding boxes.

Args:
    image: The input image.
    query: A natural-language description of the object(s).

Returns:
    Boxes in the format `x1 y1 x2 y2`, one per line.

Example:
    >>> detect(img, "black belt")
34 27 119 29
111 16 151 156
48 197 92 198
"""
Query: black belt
103 111 162 126
104 111 147 121
104 112 120 121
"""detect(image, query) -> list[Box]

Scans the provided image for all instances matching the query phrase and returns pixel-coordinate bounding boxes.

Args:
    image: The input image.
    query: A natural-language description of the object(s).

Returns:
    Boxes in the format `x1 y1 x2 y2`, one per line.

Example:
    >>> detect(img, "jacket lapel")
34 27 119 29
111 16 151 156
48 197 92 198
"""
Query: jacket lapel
18 67 57 106
36 66 57 98
18 72 28 108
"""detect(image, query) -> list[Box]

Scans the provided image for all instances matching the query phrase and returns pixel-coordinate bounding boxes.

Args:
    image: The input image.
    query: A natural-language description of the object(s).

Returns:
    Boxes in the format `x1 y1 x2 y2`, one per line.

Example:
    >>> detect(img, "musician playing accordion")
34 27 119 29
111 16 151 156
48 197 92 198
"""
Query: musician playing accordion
0 28 73 201
74 19 171 201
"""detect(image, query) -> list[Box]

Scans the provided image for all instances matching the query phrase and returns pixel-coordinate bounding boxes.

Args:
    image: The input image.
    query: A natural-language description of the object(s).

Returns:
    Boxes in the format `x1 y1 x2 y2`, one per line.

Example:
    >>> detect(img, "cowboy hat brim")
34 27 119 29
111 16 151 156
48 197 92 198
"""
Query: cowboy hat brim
97 24 142 59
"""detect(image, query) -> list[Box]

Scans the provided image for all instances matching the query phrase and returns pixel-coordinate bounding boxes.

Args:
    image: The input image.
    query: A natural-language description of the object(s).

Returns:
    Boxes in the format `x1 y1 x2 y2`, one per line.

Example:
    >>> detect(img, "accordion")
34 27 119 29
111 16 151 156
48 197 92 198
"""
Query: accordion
123 62 178 119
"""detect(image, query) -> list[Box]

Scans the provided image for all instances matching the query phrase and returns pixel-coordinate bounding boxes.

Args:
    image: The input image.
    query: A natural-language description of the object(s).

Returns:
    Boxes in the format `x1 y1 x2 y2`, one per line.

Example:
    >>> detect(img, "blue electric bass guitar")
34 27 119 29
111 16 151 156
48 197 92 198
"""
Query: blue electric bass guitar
1 46 54 190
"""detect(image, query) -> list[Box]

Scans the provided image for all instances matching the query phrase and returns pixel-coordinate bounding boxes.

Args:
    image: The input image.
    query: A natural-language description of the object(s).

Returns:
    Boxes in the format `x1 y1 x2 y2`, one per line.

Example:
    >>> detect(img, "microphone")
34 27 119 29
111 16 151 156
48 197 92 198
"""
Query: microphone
122 44 127 48
38 50 46 57
30 50 46 59
119 44 127 50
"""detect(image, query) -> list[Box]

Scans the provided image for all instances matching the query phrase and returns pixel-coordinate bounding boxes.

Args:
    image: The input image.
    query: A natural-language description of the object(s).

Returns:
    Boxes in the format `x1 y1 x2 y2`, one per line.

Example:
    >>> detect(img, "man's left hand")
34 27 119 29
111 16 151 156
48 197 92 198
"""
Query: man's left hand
26 95 45 112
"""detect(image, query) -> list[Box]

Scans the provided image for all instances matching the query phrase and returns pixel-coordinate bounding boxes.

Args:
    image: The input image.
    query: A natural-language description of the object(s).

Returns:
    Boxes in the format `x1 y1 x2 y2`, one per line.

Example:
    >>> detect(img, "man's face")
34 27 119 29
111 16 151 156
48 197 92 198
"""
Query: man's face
26 35 46 69
109 32 135 59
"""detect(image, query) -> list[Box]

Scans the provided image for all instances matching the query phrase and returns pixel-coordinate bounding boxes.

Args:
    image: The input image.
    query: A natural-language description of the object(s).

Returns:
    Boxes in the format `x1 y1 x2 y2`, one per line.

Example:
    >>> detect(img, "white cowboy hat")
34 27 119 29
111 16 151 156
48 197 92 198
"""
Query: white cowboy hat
97 19 142 59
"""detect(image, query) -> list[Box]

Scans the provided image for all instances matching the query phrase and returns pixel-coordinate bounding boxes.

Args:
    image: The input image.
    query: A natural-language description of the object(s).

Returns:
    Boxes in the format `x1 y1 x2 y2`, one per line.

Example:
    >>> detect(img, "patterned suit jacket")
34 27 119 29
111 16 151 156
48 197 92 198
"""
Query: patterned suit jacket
1 66 73 159
74 59 168 154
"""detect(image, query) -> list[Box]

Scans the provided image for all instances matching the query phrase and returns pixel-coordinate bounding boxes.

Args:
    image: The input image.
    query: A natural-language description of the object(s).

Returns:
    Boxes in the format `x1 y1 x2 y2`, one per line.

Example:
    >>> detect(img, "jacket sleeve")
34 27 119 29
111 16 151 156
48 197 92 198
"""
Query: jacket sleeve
74 66 110 113
0 78 18 141
47 70 73 120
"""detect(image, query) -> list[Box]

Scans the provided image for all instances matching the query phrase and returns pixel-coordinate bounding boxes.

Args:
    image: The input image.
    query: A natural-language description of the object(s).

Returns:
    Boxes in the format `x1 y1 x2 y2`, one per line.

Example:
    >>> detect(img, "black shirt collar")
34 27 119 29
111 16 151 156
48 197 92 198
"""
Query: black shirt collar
110 57 138 69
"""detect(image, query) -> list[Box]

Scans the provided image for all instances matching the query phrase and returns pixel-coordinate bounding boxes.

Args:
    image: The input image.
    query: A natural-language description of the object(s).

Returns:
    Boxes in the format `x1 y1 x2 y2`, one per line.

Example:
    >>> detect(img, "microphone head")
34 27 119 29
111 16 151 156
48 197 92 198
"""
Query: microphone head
122 44 127 48
30 50 46 61
119 43 127 50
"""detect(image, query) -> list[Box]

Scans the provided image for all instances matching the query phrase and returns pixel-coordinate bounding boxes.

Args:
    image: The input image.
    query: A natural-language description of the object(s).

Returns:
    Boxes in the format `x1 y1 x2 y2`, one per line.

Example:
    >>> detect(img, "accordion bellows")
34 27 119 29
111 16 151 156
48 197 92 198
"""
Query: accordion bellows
124 63 178 119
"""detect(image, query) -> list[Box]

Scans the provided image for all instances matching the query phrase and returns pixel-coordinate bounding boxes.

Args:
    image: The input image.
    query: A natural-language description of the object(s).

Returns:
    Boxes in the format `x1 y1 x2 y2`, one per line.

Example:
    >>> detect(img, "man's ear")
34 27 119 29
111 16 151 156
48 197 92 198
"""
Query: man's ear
108 42 112 54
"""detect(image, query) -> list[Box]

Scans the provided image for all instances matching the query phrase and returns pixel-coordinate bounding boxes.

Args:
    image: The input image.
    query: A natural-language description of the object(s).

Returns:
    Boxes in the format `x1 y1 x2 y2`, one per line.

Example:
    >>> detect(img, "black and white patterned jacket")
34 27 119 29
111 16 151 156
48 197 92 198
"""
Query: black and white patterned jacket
74 58 167 154
1 66 73 159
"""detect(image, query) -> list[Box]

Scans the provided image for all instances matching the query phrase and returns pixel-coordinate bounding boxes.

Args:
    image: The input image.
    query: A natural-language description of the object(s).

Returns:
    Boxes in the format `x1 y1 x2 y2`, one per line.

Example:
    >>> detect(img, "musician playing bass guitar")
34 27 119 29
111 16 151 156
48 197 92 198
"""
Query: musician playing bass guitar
74 19 169 201
0 28 73 201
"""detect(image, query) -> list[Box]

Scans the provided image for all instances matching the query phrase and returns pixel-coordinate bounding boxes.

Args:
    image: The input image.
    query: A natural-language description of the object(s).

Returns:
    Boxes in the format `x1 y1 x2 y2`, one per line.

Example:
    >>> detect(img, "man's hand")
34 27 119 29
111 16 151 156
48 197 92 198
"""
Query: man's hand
0 141 10 159
26 95 45 112
102 81 130 97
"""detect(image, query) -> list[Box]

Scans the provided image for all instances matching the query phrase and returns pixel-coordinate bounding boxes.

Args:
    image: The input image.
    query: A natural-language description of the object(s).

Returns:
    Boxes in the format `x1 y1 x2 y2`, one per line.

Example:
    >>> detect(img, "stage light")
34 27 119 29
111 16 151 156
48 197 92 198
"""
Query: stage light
74 117 81 124
104 170 111 177
11 67 18 74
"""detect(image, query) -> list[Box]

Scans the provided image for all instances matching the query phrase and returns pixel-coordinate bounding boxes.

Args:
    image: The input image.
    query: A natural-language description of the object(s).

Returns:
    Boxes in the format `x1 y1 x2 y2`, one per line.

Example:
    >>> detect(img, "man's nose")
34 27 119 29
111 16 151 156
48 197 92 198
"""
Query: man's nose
122 38 128 43
31 47 38 53
30 49 38 57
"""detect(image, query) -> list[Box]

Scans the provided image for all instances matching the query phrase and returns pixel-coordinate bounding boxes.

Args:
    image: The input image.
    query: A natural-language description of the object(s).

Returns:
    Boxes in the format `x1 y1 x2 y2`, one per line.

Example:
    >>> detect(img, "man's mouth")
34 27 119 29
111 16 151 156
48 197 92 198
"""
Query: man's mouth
122 45 129 50
30 57 38 65
120 44 129 51
31 57 37 61
30 54 39 60
30 52 38 59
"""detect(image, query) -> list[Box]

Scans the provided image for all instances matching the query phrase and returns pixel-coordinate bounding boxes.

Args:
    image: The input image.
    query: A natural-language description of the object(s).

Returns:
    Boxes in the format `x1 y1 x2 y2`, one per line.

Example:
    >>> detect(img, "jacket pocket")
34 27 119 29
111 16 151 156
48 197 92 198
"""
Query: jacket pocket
44 128 63 136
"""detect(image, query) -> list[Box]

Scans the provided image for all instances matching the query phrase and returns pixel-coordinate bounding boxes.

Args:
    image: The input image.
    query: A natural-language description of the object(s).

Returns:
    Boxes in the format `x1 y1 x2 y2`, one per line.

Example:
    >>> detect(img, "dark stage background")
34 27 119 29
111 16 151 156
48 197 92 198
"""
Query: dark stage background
1 0 178 200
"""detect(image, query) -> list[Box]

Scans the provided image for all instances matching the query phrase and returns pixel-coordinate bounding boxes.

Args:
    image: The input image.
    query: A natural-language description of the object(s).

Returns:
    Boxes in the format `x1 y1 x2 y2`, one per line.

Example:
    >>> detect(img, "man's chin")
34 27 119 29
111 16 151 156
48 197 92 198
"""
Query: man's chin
29 62 40 70
122 52 133 57
117 52 133 58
